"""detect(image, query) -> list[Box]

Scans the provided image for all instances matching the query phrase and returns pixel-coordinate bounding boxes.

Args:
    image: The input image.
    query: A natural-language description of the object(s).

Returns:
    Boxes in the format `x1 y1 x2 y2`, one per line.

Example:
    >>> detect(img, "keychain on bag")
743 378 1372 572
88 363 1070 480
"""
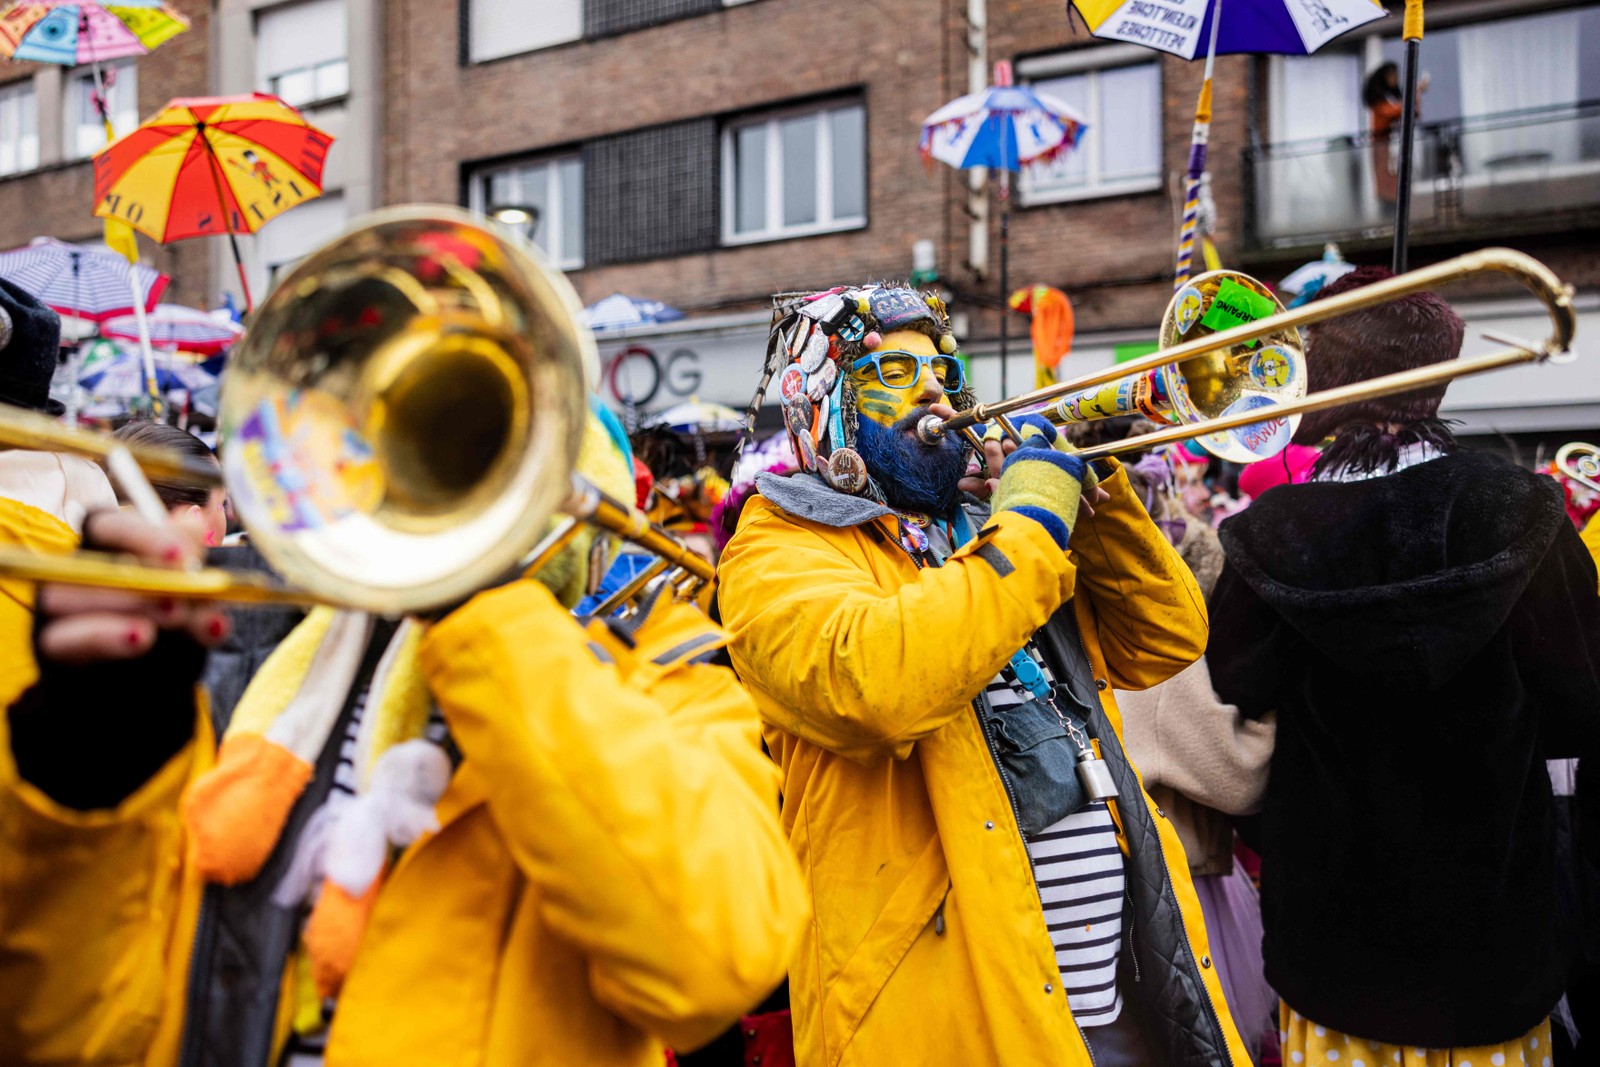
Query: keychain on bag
1009 646 1118 802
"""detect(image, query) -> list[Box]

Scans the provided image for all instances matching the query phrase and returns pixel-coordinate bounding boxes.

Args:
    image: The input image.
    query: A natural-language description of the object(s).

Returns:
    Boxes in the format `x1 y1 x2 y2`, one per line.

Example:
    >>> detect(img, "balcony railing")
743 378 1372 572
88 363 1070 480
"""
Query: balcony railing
1244 101 1600 249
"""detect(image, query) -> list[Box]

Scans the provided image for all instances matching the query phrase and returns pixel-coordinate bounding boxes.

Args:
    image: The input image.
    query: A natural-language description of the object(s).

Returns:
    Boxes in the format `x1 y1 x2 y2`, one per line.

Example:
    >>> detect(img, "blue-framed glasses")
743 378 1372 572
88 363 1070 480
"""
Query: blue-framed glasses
850 350 965 393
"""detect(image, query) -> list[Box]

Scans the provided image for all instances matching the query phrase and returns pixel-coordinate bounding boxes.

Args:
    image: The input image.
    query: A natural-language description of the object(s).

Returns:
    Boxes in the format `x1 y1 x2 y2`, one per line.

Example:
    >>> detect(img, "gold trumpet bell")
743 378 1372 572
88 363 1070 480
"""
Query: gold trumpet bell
220 207 592 615
1157 271 1306 464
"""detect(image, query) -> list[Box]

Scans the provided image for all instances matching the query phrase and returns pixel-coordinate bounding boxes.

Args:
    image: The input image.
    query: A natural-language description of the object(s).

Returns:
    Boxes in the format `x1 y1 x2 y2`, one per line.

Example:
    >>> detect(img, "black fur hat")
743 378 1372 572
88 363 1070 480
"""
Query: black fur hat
1292 266 1464 445
0 277 63 415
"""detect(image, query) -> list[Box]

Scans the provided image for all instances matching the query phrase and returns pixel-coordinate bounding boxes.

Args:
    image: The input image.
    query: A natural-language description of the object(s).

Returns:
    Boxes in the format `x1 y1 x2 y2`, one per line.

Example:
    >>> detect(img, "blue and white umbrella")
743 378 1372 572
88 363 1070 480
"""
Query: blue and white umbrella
584 293 685 333
80 349 215 398
0 236 167 323
920 70 1088 173
921 62 1089 396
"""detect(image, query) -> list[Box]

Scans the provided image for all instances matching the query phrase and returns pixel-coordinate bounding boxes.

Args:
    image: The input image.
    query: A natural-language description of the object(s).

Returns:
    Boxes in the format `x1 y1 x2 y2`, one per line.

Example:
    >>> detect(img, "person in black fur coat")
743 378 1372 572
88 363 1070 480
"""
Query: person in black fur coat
1207 266 1600 1064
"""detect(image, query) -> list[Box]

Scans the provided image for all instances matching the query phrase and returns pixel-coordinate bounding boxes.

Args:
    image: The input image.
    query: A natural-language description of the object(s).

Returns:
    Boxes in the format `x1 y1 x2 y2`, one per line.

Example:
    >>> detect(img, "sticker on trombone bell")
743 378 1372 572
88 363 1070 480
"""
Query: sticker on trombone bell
1200 279 1276 346
1221 395 1292 460
1249 345 1296 391
233 391 382 534
1174 285 1204 335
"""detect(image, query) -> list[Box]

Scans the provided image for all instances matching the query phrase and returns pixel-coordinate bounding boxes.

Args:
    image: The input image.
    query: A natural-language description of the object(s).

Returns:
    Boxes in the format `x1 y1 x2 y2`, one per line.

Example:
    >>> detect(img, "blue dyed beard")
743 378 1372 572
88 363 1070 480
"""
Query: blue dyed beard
853 409 966 516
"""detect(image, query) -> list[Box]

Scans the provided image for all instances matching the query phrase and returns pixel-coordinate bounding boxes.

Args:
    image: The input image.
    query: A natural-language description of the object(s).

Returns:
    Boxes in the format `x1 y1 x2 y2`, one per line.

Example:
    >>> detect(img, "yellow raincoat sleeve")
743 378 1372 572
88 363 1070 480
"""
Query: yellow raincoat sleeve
418 581 808 1053
1065 462 1209 691
717 498 1079 763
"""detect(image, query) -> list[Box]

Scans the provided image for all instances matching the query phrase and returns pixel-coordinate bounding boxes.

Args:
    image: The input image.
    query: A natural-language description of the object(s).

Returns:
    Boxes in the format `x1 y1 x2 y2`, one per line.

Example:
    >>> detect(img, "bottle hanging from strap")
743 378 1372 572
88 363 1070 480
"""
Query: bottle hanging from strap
1008 646 1117 802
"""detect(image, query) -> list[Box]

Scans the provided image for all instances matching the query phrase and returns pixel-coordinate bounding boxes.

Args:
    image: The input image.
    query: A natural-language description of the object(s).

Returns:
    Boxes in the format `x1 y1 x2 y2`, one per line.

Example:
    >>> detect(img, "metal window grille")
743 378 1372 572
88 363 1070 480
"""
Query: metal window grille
584 0 718 39
584 119 720 266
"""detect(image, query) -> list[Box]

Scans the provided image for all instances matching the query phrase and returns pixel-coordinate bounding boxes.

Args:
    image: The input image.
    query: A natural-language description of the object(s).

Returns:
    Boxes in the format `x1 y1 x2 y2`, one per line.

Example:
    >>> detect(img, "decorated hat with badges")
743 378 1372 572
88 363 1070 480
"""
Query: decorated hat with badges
741 283 974 500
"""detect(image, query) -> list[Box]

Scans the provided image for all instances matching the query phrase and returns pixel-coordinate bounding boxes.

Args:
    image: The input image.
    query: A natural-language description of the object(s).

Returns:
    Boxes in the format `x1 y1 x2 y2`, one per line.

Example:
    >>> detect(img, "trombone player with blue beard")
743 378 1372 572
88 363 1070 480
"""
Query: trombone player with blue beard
718 285 1247 1066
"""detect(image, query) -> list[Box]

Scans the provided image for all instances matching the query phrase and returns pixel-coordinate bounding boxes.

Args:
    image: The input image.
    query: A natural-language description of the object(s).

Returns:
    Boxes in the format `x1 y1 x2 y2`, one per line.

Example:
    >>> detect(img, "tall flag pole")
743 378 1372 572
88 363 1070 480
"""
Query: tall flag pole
1391 0 1424 273
1174 0 1223 289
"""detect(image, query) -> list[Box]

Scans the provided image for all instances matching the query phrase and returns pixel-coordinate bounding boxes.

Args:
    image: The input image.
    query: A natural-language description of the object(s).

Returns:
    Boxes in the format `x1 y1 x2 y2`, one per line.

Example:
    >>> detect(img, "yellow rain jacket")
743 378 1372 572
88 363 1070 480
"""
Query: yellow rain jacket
718 463 1249 1067
316 580 808 1065
0 496 208 1067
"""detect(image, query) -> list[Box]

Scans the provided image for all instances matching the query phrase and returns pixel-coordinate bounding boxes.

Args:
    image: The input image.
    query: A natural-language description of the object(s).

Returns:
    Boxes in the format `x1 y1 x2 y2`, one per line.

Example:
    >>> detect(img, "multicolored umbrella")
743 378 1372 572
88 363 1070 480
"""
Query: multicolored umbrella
922 61 1088 395
92 93 334 310
1069 0 1382 287
79 346 215 397
584 293 685 333
101 302 243 354
0 1 189 65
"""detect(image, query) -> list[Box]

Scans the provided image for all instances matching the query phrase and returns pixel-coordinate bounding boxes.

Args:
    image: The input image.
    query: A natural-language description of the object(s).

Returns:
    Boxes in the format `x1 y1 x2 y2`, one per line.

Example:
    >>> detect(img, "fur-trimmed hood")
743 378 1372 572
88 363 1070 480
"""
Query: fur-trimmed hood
1218 450 1566 689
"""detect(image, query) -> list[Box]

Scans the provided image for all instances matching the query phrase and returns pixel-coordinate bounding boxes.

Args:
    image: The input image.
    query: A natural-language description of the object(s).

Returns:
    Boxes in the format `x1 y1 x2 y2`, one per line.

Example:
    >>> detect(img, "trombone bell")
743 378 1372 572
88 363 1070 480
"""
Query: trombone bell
1035 271 1307 463
219 206 592 615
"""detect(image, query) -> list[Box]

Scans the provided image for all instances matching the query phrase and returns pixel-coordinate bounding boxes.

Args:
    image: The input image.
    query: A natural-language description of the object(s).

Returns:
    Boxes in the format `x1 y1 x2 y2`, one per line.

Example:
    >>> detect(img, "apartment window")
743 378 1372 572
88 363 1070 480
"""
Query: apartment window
723 101 866 244
467 0 580 63
258 192 347 292
1017 48 1162 205
259 0 350 110
0 80 39 176
468 155 584 269
586 0 718 38
66 61 137 160
585 119 719 265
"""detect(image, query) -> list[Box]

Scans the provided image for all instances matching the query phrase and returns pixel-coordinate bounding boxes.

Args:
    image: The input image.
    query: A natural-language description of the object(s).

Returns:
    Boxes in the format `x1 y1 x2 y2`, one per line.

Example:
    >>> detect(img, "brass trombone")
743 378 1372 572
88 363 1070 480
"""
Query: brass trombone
918 248 1576 463
1555 442 1600 494
0 207 712 612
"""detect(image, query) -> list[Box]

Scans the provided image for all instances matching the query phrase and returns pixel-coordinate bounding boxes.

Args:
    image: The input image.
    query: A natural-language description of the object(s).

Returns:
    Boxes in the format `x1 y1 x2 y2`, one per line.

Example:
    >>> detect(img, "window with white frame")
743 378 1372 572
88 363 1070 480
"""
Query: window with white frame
468 0 581 63
0 80 39 177
723 101 866 244
467 155 584 269
66 60 138 160
258 0 350 110
1017 48 1162 205
258 191 347 292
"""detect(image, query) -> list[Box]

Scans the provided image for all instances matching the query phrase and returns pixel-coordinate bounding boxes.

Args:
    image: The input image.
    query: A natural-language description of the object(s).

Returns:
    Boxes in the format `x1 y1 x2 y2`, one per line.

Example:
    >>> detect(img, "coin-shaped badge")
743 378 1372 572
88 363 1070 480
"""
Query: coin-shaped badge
0 304 11 352
782 392 815 438
779 365 807 401
825 447 868 494
807 359 838 401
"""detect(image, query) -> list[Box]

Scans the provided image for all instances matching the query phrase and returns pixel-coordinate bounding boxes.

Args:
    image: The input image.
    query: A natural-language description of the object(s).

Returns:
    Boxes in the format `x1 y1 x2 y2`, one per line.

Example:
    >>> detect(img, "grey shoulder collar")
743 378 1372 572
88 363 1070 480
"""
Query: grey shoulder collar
754 471 894 528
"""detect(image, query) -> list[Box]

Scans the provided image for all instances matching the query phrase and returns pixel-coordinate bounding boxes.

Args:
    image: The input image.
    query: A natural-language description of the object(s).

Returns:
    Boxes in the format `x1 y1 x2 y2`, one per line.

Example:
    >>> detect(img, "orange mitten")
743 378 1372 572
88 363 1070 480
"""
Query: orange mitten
303 871 385 999
183 734 313 883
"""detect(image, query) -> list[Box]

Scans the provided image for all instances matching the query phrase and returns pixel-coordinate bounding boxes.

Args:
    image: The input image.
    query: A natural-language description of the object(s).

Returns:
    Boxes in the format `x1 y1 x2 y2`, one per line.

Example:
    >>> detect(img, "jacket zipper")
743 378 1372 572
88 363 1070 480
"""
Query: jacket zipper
907 521 1099 1067
1124 888 1141 983
1072 624 1230 1066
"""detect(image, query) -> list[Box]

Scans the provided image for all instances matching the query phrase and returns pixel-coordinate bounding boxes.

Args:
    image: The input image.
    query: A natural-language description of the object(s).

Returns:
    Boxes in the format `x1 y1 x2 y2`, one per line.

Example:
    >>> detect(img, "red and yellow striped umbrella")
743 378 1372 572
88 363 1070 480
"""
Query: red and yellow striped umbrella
92 93 333 307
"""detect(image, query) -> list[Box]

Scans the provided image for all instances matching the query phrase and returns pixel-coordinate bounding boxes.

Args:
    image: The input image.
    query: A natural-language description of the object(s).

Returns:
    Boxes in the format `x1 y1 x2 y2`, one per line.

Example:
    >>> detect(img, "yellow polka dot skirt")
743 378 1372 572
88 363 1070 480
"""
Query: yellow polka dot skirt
1281 1004 1552 1067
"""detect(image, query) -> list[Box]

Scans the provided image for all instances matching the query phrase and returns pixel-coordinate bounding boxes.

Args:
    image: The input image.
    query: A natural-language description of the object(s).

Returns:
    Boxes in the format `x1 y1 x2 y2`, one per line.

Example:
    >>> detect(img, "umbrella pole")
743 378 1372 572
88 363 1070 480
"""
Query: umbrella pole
126 272 163 420
1391 0 1424 273
1175 0 1222 289
196 134 256 314
226 232 254 315
999 176 1010 399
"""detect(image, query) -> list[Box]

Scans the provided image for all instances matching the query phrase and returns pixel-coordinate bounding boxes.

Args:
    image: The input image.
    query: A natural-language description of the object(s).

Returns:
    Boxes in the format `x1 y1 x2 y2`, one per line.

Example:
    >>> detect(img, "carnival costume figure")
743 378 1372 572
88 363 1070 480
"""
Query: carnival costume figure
1207 267 1600 1063
2 405 809 1067
717 285 1249 1066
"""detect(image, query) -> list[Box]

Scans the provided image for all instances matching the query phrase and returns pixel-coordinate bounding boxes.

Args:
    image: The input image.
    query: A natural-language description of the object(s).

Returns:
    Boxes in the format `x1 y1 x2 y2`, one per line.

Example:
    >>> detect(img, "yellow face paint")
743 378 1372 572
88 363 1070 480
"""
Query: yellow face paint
848 329 945 429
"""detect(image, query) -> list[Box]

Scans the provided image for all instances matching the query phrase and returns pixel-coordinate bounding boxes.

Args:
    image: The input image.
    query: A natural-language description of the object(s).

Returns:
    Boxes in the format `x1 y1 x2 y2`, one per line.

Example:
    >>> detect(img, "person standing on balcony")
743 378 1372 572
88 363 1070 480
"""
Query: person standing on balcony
1365 62 1428 206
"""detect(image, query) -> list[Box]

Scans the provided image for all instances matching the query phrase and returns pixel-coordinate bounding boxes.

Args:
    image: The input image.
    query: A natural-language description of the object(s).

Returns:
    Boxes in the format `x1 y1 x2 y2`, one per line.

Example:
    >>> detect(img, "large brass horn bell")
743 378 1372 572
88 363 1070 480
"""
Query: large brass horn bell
218 206 591 614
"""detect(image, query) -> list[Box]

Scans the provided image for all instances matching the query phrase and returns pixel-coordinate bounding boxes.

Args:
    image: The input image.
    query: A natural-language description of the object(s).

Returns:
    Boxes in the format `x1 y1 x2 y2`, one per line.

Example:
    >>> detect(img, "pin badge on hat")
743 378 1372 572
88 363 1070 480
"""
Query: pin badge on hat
823 447 868 494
